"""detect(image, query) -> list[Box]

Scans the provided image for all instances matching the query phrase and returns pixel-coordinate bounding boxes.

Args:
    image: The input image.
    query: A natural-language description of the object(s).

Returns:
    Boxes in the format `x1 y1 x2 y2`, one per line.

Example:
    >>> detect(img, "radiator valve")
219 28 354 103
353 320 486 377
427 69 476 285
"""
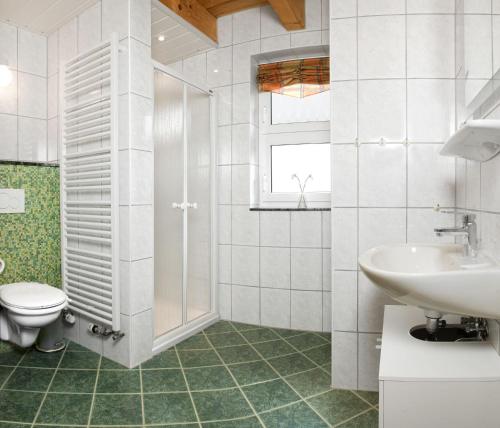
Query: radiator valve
112 331 125 341
88 323 112 337
62 309 76 325
87 323 124 341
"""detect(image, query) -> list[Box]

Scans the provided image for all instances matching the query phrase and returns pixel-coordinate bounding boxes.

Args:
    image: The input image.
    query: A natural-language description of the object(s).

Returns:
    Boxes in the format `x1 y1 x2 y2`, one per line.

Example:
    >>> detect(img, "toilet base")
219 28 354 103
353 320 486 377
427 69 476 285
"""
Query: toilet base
36 315 65 352
0 310 40 348
35 340 65 353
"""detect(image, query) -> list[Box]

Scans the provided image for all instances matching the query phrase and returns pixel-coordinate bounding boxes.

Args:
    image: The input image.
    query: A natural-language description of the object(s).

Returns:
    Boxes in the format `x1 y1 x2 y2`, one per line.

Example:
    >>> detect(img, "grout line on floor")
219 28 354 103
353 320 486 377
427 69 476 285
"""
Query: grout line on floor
173 345 202 427
332 406 376 427
230 322 333 427
0 341 327 373
254 387 346 418
275 327 379 416
139 354 146 426
350 389 379 410
274 328 331 376
201 329 266 427
86 353 103 427
0 358 333 396
0 324 375 427
204 324 262 335
0 349 28 390
31 344 69 427
190 414 264 425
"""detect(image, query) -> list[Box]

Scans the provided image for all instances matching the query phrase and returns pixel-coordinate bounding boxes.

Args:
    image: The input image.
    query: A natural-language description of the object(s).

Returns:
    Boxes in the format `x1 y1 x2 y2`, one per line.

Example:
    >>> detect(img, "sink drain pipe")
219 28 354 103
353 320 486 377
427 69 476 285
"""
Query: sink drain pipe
425 310 444 334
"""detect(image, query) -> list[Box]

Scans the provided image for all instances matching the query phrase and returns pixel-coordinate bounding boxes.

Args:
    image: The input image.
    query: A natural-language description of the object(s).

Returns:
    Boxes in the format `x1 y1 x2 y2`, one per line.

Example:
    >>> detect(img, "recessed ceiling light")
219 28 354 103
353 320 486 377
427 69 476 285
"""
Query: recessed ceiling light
158 34 165 42
213 69 219 73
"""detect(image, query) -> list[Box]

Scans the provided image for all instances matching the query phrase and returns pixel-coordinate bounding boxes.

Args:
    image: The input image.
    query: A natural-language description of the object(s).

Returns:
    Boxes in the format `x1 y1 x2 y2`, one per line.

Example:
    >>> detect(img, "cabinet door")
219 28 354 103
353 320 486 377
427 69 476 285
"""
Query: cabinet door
383 380 500 428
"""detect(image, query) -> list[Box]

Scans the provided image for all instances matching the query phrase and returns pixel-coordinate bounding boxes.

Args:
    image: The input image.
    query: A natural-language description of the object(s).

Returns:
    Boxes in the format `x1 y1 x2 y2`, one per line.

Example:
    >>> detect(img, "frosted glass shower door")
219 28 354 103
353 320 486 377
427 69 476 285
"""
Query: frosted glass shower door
153 67 214 342
186 86 211 322
154 71 184 337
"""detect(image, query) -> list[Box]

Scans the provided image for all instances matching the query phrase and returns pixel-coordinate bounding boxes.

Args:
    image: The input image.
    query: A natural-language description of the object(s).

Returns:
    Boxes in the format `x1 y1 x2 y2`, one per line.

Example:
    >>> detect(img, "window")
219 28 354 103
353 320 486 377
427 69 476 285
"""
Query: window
257 57 331 206
271 88 330 124
271 143 331 193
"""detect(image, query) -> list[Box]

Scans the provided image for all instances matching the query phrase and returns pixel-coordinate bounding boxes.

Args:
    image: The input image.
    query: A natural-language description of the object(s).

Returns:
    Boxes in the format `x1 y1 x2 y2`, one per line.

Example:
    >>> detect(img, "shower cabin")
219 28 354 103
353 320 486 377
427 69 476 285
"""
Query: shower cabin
152 63 217 353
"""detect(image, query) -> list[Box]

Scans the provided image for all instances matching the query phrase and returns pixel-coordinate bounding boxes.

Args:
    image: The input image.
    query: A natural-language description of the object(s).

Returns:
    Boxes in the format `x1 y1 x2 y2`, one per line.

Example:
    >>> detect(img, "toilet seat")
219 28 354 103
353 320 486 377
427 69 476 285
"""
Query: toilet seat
0 282 68 348
0 282 67 311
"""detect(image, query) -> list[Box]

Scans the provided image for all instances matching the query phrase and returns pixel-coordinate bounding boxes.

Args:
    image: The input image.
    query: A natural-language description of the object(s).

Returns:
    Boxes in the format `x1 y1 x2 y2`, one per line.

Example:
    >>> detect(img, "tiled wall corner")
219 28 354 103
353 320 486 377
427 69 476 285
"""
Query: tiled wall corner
455 3 500 357
108 0 154 368
50 0 154 368
330 0 457 391
186 0 333 333
0 22 48 162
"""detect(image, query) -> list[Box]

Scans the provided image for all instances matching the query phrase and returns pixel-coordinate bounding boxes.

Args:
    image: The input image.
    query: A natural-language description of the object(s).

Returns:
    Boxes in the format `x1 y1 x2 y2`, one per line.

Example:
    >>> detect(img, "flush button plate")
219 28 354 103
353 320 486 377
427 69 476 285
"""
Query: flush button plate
0 189 25 213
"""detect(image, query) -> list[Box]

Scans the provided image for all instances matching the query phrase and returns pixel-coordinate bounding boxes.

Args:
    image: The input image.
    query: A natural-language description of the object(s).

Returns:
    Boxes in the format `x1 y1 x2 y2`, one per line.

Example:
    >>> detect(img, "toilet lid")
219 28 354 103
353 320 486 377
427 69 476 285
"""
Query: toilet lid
0 282 67 309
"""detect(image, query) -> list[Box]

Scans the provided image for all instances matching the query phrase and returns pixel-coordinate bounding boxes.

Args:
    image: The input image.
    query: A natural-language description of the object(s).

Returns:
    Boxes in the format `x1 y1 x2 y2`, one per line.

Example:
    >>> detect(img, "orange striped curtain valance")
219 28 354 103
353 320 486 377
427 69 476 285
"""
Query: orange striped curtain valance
257 57 330 97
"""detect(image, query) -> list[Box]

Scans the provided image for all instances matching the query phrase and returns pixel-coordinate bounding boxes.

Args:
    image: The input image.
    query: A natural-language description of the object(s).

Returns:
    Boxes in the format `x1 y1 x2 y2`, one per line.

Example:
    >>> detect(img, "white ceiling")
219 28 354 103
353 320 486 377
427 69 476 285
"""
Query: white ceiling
151 2 215 65
0 0 215 65
0 0 98 35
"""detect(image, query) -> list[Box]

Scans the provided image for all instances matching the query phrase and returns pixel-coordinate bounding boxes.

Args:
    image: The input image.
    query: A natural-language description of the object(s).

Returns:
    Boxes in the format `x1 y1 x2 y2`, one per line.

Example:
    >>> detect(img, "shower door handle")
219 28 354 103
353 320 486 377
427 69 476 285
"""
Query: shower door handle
172 202 185 210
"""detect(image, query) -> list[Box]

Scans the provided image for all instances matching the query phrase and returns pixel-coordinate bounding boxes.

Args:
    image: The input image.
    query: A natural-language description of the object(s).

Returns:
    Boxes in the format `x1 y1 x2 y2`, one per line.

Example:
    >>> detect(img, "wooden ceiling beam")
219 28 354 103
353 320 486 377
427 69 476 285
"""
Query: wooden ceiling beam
268 0 305 30
159 0 305 44
200 0 268 17
158 0 218 42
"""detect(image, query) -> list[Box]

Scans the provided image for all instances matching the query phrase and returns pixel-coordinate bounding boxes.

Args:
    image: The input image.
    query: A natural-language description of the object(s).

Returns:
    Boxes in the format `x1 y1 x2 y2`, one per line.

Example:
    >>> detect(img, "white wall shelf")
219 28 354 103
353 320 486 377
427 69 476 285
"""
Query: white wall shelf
441 120 500 162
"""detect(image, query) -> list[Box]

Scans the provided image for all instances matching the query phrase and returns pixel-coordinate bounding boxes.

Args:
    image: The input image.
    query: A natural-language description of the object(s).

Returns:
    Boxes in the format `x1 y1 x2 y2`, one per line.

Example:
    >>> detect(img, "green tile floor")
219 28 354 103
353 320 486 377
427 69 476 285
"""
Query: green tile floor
0 320 378 427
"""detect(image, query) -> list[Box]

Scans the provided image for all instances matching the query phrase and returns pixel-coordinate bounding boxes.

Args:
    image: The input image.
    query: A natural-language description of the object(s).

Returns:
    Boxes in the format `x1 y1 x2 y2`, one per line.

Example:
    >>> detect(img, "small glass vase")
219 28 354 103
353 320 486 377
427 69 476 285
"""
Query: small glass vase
297 193 307 209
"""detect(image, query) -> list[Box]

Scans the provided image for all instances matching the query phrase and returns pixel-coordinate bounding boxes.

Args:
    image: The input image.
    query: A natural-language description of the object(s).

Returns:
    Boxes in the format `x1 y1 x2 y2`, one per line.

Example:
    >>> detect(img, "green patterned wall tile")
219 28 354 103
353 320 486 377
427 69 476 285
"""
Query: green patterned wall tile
0 164 61 287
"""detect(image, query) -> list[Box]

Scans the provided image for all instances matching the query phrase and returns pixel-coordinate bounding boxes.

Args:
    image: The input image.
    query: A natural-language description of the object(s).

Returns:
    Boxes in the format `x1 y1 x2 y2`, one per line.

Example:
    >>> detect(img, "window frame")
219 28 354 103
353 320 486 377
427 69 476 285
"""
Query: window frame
259 91 331 206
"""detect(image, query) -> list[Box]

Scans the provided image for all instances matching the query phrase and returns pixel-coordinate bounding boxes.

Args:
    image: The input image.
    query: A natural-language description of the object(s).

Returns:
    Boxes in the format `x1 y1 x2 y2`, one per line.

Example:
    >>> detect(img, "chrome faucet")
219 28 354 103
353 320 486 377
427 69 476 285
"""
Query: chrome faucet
434 213 478 257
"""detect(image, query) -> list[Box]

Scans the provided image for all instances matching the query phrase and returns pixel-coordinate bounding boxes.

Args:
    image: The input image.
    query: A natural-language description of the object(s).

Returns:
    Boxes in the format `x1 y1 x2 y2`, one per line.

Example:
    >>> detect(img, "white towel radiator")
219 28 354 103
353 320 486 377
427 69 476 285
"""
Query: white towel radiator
60 34 120 332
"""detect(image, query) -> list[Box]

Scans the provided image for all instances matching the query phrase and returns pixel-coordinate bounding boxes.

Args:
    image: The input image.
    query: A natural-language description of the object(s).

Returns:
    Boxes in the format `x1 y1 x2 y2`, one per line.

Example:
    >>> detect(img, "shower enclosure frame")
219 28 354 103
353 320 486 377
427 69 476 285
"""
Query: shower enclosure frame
152 61 218 355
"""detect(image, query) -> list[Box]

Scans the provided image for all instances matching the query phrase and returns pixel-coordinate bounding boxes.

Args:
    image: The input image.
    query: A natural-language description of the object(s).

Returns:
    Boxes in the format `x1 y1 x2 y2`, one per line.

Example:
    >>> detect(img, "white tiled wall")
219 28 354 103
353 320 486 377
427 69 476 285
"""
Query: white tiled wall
49 0 154 368
170 0 331 332
330 0 457 390
0 22 48 162
454 2 500 354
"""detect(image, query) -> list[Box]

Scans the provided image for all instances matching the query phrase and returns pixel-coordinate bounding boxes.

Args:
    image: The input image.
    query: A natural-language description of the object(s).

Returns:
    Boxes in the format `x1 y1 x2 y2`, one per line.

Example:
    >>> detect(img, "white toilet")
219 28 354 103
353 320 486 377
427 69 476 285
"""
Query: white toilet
0 282 67 348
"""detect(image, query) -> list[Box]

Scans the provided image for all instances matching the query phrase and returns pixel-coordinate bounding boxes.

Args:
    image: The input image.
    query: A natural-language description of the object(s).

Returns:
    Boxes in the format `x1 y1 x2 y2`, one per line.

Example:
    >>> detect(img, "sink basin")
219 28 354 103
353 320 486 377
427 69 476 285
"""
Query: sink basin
358 243 500 319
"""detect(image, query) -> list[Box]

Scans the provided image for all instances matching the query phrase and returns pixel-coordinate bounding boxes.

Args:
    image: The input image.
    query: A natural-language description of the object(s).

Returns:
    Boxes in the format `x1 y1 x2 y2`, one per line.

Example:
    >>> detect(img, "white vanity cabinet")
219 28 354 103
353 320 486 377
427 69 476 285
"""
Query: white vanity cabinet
379 306 500 428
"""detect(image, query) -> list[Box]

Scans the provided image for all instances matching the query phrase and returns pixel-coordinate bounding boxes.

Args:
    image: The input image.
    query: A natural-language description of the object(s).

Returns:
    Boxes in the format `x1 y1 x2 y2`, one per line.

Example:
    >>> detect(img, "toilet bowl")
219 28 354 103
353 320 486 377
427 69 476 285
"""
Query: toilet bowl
0 282 67 348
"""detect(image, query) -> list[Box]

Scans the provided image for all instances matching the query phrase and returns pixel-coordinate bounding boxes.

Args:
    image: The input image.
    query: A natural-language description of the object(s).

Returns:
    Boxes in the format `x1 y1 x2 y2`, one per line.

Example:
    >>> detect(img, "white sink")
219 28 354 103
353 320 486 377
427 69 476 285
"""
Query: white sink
358 243 500 319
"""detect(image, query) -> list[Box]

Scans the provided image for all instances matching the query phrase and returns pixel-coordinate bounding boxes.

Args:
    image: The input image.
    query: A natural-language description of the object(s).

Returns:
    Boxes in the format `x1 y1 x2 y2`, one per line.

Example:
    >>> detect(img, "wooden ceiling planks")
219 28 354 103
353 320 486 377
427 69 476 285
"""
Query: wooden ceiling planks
200 0 268 17
157 0 218 42
159 0 305 43
267 0 305 31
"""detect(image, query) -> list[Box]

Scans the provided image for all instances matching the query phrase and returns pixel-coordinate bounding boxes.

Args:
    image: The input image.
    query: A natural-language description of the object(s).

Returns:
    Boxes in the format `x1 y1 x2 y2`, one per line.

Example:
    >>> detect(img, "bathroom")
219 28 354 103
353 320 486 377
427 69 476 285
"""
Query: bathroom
0 0 499 426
